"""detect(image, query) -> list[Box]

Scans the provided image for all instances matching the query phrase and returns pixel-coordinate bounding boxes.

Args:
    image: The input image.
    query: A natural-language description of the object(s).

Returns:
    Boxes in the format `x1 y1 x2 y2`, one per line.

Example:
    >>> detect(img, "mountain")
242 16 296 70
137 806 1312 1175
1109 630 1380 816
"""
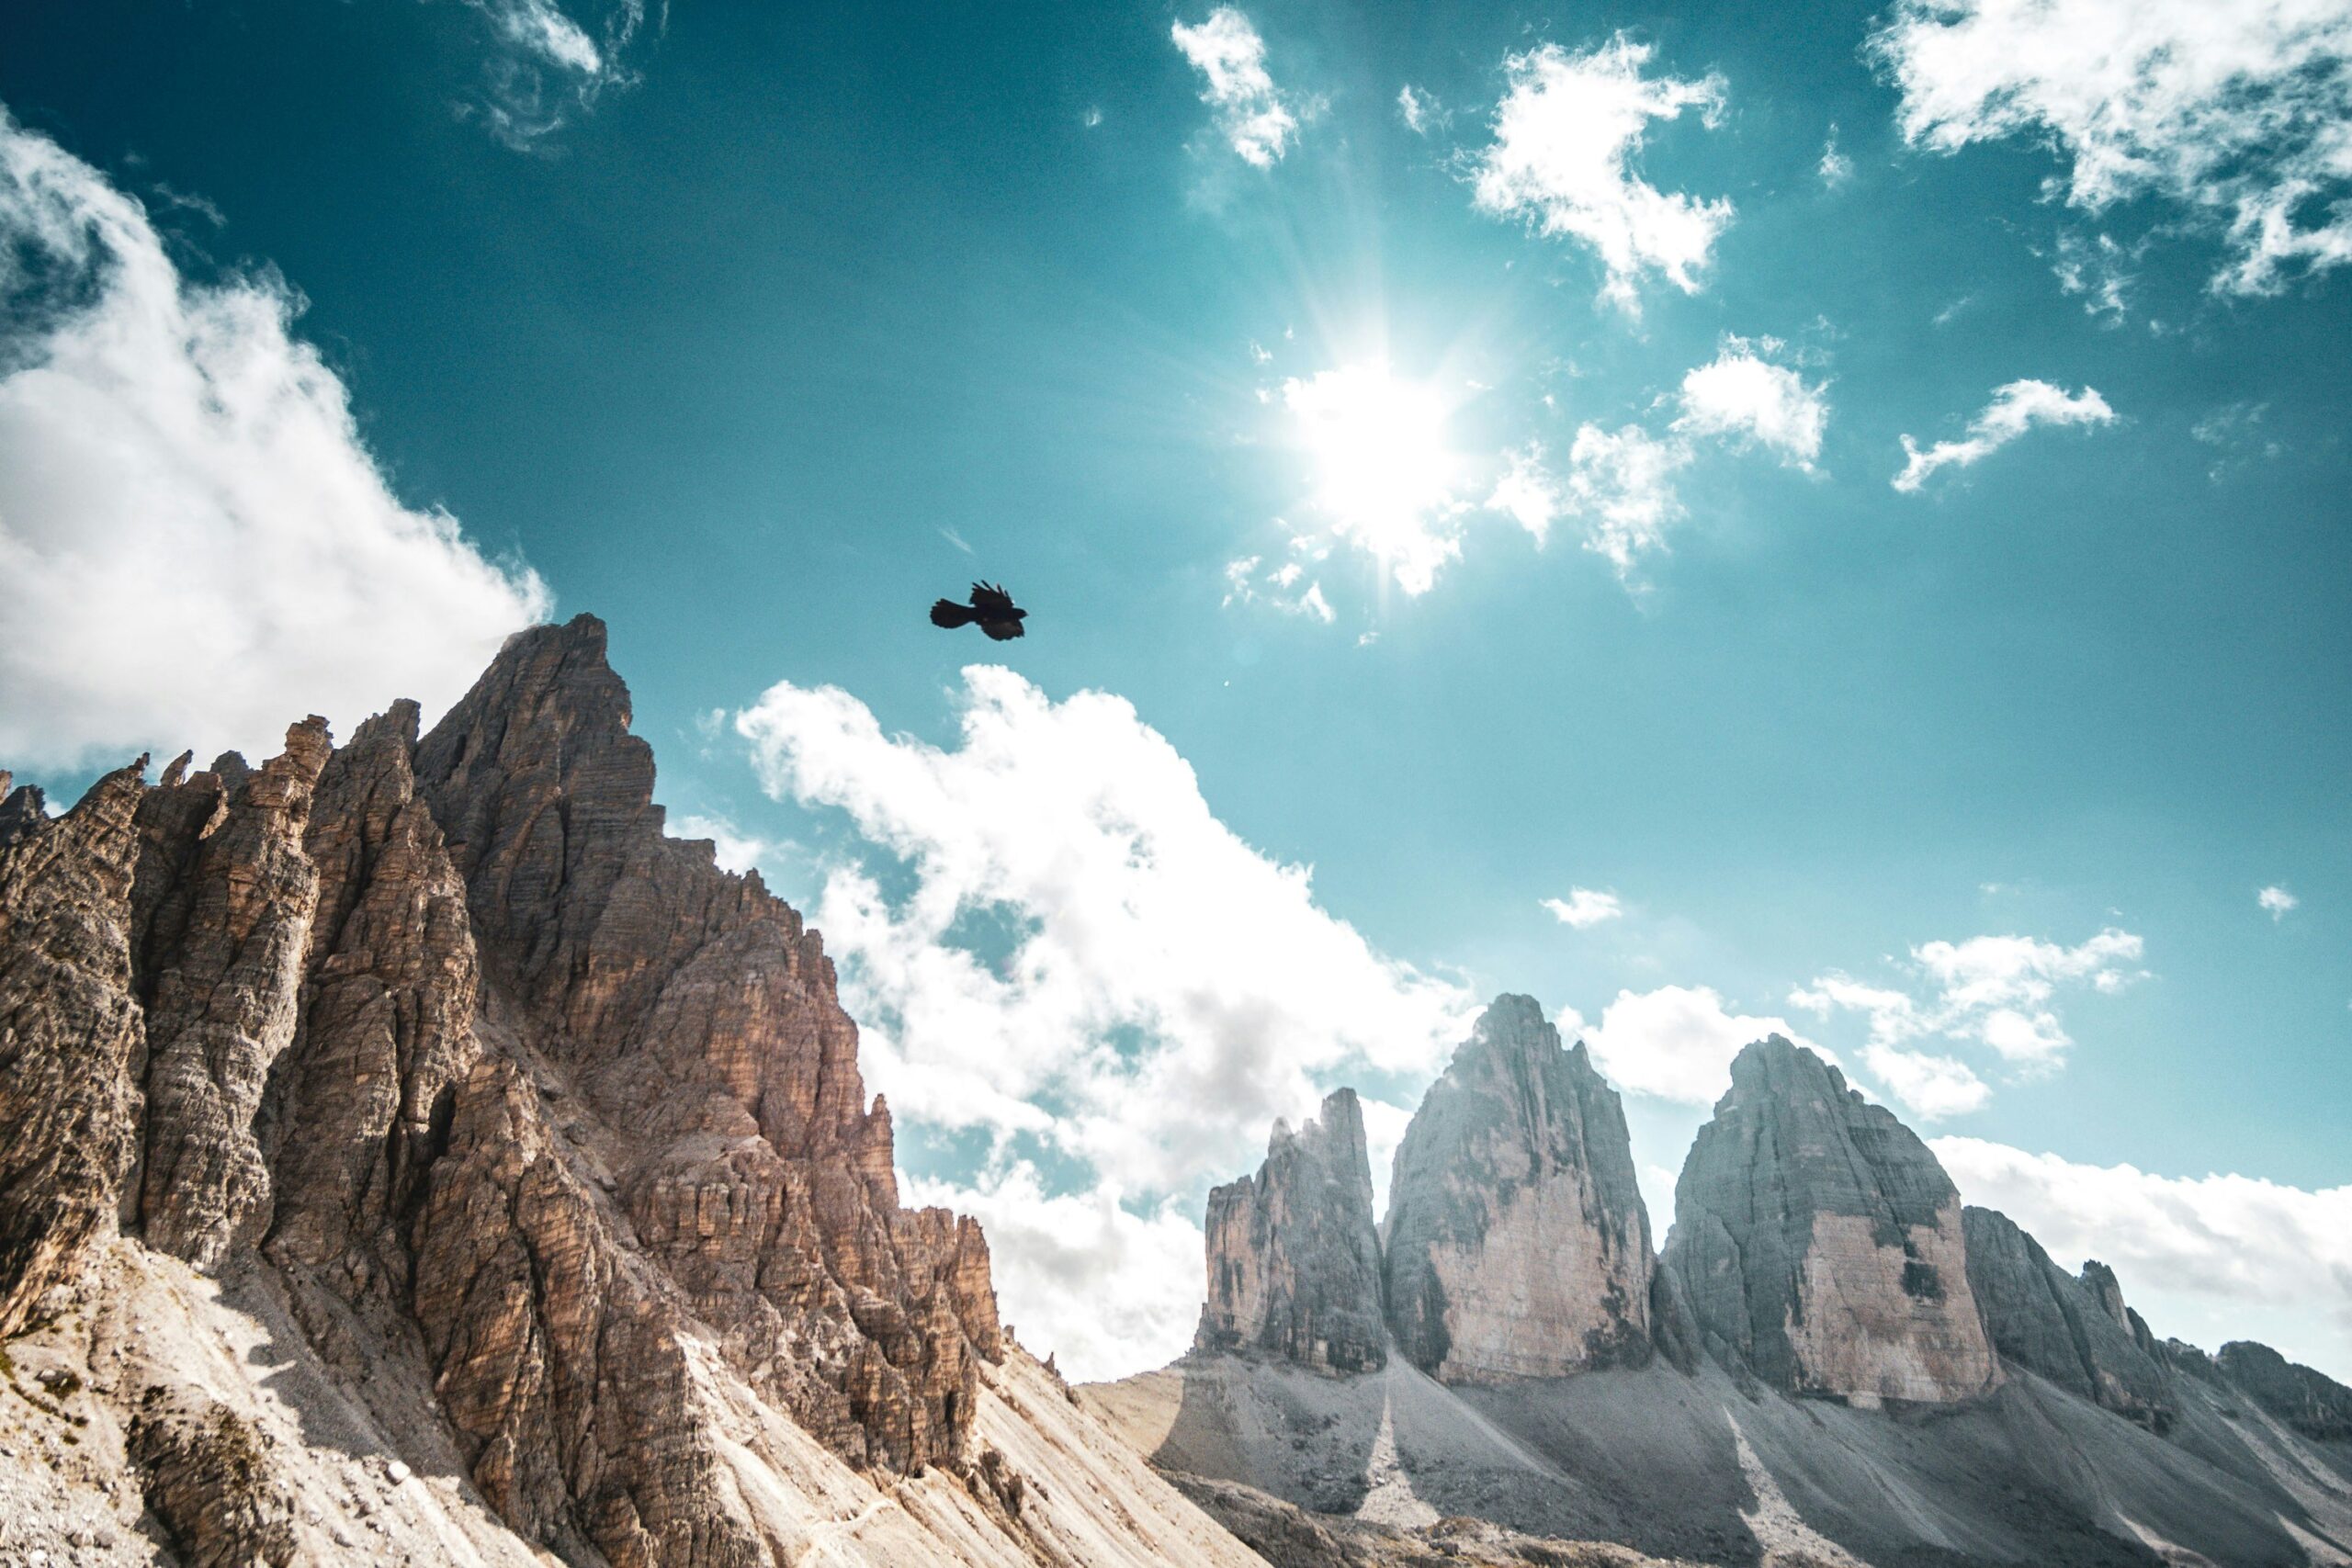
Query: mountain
0 615 1262 1567
1090 1019 2352 1567
1197 1088 1386 1373
1382 995 1652 1382
1660 1034 1999 1405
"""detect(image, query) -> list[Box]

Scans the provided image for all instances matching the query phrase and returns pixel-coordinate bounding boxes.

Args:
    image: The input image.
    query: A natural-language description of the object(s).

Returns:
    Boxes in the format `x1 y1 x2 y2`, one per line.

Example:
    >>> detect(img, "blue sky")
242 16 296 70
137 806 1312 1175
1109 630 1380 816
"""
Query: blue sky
1 0 2346 1382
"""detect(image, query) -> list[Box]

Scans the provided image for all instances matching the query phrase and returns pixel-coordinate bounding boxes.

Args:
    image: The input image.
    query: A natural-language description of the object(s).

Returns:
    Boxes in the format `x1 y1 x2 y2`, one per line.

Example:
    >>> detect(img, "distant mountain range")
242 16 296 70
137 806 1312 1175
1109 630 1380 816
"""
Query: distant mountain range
1085 997 2352 1565
1 616 2343 1567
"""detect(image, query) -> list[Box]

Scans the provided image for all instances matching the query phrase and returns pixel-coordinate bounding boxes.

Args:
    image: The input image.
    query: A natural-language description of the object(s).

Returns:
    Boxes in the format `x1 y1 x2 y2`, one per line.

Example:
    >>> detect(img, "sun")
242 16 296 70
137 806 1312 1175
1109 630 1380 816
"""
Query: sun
1283 361 1467 595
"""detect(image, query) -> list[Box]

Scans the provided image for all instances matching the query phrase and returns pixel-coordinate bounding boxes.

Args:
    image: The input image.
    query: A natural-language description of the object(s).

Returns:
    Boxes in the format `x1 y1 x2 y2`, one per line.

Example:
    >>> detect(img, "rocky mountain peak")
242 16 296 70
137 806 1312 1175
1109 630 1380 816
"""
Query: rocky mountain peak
1962 1205 2172 1428
1381 994 1653 1382
0 617 1025 1565
1663 1035 1998 1404
2217 1340 2352 1440
1197 1087 1385 1372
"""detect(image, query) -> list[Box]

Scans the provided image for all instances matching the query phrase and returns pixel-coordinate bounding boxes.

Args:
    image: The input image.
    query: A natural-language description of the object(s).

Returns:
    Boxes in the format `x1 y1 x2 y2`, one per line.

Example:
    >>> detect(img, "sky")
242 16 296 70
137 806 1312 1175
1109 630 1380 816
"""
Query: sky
1 0 2347 1383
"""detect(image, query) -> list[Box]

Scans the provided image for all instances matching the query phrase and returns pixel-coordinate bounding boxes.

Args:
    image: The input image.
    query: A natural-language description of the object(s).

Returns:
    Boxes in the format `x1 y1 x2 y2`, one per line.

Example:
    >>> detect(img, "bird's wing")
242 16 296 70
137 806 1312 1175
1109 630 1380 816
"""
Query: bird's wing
970 583 1016 616
981 618 1025 641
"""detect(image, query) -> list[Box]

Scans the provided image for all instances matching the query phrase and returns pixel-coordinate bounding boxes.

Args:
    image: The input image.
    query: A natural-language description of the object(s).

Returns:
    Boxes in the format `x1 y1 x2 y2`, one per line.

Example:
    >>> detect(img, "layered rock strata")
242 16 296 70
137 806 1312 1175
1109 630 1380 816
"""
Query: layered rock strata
1196 1088 1385 1371
1662 1036 1998 1404
1962 1205 2173 1428
1382 995 1653 1382
0 614 1082 1566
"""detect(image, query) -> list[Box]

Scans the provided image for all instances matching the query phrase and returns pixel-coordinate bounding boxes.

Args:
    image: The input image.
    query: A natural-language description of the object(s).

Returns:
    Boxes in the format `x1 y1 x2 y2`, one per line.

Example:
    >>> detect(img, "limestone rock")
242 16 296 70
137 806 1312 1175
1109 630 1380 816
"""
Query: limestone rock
262 700 481 1298
136 718 332 1268
2217 1340 2352 1440
1197 1089 1385 1372
0 761 149 1332
1383 996 1652 1382
0 773 50 846
411 615 998 1483
1962 1206 2172 1429
1662 1036 1997 1404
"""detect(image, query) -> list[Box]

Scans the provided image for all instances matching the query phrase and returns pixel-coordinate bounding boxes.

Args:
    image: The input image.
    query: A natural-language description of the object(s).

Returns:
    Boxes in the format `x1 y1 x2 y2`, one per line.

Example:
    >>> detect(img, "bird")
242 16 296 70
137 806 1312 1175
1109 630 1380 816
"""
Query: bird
930 581 1027 640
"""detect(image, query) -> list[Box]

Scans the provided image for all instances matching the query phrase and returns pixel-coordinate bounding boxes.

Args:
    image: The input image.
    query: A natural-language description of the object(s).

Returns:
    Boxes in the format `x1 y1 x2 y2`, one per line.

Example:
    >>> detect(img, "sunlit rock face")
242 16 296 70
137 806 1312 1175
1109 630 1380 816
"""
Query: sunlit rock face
0 615 1020 1566
1962 1205 2173 1429
1383 995 1654 1383
1663 1036 1998 1404
1197 1088 1387 1372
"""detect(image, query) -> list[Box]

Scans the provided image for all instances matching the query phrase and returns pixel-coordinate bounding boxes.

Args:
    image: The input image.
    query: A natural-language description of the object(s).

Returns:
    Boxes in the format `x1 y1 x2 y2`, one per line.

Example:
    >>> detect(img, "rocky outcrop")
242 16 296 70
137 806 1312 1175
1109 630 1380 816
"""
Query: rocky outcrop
1 614 1259 1568
1382 996 1652 1382
0 772 49 846
410 616 999 1483
1196 1089 1385 1372
1962 1206 2172 1429
0 761 149 1334
1663 1036 1997 1404
135 719 333 1269
261 701 480 1298
2217 1340 2352 1440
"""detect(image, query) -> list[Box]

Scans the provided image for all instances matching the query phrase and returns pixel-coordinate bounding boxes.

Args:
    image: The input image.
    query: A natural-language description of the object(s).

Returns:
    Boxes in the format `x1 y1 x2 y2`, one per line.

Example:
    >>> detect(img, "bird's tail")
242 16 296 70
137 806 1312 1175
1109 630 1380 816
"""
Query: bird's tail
930 598 978 628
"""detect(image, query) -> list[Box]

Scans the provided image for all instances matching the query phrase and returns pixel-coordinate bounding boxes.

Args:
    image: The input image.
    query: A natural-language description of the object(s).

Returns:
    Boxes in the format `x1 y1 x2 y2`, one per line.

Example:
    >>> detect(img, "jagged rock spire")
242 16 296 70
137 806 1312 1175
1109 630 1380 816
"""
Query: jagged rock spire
1197 1088 1386 1372
1662 1036 1997 1404
1383 995 1654 1382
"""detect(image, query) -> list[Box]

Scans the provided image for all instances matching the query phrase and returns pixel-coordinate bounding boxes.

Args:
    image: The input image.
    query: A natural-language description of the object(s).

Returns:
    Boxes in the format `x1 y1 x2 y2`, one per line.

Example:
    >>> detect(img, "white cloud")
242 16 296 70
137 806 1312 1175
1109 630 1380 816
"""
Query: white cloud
1674 338 1829 468
2259 885 2300 920
1560 423 1690 573
0 112 549 773
1222 554 1335 623
1541 887 1623 929
735 666 1475 1203
1469 35 1733 313
1871 0 2352 295
671 812 772 878
1893 378 2116 492
905 1165 1204 1384
1935 1137 2352 1382
1793 928 2144 1117
1583 985 1819 1106
1818 126 1855 187
1487 341 1827 579
2052 231 2136 321
1171 8 1299 168
1486 443 1567 545
460 0 647 150
1397 85 1449 136
1862 1043 1990 1119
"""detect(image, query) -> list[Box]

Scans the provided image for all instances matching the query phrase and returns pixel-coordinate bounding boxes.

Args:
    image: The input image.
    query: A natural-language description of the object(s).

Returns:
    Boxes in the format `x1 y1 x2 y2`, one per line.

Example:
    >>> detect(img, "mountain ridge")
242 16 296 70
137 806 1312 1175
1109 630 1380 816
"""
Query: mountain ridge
1094 995 2352 1566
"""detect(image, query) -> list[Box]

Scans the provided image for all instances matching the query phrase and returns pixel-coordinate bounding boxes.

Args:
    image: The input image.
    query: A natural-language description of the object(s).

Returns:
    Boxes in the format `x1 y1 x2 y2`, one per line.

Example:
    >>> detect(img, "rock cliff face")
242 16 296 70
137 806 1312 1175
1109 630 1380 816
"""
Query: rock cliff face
1197 1088 1385 1372
1382 996 1653 1382
1961 1205 2172 1428
1662 1036 1997 1404
2217 1340 2352 1440
0 614 1261 1568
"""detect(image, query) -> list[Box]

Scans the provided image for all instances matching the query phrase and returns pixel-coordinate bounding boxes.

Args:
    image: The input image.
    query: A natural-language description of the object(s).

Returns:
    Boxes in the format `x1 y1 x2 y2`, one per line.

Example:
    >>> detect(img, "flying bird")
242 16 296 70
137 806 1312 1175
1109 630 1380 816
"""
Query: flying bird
931 581 1027 640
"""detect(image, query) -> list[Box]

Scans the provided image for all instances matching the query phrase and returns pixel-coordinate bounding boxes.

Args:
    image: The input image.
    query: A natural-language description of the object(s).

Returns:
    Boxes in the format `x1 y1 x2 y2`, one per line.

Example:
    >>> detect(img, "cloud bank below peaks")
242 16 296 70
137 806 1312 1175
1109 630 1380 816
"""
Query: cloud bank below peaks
735 666 1473 1197
737 666 1475 1375
0 110 549 772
